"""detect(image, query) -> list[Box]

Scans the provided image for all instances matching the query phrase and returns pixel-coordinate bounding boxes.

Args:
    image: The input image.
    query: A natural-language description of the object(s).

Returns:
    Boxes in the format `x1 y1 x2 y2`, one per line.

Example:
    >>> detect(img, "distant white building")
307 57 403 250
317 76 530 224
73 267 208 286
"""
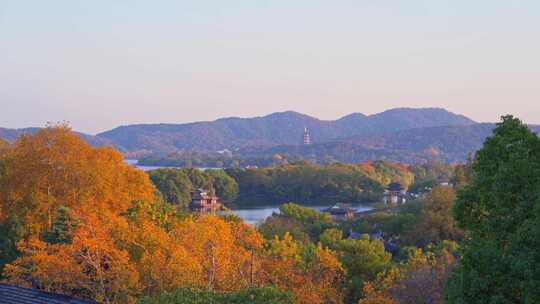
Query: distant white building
303 127 311 145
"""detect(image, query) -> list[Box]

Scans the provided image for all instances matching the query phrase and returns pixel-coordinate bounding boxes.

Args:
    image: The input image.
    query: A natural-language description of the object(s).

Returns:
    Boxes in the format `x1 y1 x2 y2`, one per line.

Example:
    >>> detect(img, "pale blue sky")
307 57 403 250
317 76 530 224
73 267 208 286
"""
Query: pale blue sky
1 1 539 134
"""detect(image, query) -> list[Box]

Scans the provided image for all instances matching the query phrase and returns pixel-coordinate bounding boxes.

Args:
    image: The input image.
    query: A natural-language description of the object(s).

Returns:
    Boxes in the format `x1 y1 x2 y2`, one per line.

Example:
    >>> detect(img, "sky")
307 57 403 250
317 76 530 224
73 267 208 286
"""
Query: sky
1 1 540 134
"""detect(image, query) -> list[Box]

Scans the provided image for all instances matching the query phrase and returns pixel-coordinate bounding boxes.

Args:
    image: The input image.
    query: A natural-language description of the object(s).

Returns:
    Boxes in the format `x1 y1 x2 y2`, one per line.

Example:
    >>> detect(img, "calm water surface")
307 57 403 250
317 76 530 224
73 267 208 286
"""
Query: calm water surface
126 159 180 171
127 159 373 225
232 204 373 225
126 159 218 171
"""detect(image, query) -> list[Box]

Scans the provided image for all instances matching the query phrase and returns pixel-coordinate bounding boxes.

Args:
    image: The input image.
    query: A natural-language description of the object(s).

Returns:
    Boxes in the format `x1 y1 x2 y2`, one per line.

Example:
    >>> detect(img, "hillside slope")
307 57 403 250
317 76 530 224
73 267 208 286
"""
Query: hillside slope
97 108 475 154
239 123 540 163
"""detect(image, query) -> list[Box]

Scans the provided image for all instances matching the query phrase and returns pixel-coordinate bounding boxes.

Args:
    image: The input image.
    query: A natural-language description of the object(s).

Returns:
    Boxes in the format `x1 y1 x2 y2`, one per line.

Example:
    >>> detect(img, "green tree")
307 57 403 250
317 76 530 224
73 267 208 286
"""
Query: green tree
149 169 193 208
320 228 391 303
206 170 239 203
43 206 77 244
278 203 333 241
258 216 311 244
0 215 26 277
137 287 295 304
447 116 540 303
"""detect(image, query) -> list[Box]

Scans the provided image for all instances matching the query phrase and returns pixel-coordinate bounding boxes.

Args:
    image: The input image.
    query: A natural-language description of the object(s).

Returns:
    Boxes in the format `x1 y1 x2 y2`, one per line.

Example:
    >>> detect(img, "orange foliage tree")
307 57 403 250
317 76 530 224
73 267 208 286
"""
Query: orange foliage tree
359 248 455 304
258 232 345 304
1 126 347 304
0 125 155 234
3 214 140 303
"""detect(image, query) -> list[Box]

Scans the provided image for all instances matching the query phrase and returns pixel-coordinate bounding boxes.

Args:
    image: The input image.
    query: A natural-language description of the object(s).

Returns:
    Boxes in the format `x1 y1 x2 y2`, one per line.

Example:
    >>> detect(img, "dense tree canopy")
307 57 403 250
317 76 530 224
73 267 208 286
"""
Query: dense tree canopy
148 168 239 208
228 162 393 206
320 229 392 303
409 186 464 247
149 169 193 208
0 126 155 234
360 247 456 304
137 287 295 304
205 169 239 203
447 116 540 303
0 124 508 304
0 128 349 303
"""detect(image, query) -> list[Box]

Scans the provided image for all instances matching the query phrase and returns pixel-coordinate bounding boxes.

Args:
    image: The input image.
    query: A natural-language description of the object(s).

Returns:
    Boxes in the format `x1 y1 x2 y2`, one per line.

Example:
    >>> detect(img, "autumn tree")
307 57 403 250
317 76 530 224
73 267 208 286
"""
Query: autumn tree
408 186 464 247
170 215 263 292
360 248 455 304
0 126 155 236
258 232 345 304
4 215 140 303
0 138 8 158
320 229 391 303
0 126 155 302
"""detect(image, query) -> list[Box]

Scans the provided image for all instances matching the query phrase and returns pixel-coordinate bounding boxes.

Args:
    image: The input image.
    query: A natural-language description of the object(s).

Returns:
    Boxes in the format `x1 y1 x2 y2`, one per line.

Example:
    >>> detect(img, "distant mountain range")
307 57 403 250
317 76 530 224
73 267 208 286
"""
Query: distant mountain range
96 108 475 153
2 108 538 163
237 123 509 163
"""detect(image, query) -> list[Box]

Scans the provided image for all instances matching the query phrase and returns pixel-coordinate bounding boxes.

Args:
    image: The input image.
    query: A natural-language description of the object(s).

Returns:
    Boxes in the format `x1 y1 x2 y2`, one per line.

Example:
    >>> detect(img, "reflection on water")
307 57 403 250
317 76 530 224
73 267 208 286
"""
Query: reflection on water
126 159 373 225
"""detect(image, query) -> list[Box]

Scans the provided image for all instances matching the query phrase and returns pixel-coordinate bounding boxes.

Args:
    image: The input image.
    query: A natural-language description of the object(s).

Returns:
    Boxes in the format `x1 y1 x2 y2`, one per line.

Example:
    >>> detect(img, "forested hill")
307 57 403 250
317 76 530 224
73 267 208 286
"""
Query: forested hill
8 109 540 164
96 108 475 153
238 123 502 163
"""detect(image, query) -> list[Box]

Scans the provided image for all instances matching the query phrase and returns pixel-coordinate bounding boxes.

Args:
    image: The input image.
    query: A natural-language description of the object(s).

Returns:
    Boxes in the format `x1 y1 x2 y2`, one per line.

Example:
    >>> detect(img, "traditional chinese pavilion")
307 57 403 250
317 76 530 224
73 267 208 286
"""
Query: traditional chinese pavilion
190 188 222 212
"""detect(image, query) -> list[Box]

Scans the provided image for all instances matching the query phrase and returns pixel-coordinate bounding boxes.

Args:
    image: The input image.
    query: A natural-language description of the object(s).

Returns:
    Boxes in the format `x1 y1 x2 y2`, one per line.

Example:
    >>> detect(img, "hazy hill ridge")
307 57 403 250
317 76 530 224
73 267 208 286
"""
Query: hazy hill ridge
96 107 476 153
6 108 537 163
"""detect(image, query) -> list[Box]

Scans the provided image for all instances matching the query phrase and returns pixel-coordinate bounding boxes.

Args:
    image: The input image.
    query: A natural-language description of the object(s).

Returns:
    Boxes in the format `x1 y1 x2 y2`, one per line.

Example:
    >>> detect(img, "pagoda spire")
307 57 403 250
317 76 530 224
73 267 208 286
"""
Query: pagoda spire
303 127 311 145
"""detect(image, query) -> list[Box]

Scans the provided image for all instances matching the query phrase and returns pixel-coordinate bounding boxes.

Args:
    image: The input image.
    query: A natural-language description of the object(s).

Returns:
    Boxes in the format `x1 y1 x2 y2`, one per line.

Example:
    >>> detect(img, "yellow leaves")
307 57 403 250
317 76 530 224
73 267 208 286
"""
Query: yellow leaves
258 237 345 304
266 232 301 262
313 244 344 275
358 283 396 304
4 238 84 293
173 215 253 291
4 220 140 304
140 246 202 296
308 245 345 304
115 213 203 295
0 126 156 235
229 220 264 251
0 128 349 303
359 248 456 304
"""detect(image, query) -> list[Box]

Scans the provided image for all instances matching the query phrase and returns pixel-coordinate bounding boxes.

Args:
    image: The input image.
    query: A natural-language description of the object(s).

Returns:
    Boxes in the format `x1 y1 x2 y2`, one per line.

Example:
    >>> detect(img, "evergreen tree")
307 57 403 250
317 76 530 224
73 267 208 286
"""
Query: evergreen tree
0 215 26 277
43 206 77 244
446 116 540 303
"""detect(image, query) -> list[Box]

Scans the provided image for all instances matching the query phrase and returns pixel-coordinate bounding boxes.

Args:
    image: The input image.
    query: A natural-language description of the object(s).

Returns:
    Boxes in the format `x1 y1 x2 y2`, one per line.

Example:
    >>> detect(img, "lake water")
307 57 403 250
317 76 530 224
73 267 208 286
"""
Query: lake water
126 159 373 225
229 203 373 225
125 159 219 171
125 159 180 171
